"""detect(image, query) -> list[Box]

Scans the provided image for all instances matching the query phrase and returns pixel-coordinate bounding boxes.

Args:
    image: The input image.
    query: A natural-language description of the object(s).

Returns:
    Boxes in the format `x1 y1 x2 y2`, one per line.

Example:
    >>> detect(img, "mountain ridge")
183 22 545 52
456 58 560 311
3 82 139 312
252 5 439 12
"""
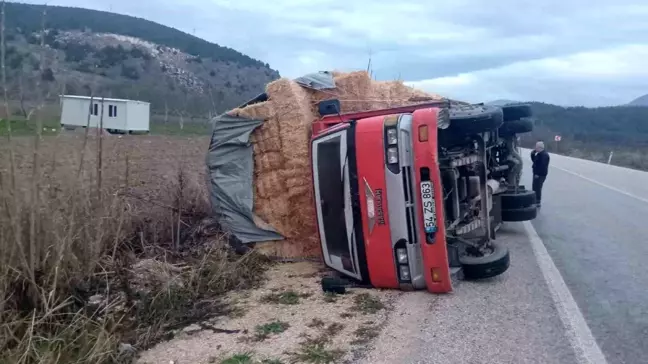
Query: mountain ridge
628 94 648 106
3 2 280 117
5 2 273 69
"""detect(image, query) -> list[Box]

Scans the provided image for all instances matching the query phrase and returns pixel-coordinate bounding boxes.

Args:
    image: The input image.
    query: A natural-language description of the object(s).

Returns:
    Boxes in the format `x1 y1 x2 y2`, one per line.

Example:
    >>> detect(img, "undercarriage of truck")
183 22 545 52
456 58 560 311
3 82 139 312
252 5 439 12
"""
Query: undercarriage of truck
436 103 537 280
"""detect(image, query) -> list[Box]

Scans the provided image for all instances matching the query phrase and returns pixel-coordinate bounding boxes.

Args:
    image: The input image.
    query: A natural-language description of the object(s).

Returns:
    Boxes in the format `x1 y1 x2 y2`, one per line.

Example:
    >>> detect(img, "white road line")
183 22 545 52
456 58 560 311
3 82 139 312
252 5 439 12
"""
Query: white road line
523 221 608 364
551 165 648 204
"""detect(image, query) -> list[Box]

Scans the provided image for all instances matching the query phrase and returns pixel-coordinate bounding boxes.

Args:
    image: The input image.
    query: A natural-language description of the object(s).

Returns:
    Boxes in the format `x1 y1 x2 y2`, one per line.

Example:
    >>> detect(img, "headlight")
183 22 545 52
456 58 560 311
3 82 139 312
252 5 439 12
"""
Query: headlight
387 147 399 164
386 128 398 145
399 265 411 281
396 248 408 264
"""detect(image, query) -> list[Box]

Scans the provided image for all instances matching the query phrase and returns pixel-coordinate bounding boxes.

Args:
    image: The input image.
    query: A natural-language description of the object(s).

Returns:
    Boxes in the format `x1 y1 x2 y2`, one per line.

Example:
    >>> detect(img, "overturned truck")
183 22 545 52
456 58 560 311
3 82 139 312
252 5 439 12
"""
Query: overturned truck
207 71 537 294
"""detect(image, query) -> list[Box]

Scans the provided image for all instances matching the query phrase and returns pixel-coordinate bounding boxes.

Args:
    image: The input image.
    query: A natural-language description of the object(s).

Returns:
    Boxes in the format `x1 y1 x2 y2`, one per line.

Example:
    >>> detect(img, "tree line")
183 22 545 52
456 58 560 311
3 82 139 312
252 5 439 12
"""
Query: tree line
528 102 648 147
521 102 648 170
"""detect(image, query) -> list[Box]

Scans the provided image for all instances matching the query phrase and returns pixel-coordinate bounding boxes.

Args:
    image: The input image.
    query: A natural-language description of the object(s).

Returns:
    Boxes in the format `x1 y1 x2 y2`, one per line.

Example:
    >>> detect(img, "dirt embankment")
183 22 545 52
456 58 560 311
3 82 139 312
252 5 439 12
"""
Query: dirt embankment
137 262 399 364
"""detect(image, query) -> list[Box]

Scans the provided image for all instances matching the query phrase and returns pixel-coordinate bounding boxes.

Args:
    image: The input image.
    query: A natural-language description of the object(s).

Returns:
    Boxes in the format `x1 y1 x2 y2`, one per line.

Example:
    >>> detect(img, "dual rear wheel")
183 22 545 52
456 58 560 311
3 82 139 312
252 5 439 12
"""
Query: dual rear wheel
500 187 538 221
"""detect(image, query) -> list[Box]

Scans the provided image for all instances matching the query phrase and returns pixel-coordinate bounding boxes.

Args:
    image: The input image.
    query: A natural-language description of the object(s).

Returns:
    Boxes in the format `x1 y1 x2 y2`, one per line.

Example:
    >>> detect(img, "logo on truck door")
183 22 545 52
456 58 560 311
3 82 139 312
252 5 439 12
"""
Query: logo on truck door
374 188 386 226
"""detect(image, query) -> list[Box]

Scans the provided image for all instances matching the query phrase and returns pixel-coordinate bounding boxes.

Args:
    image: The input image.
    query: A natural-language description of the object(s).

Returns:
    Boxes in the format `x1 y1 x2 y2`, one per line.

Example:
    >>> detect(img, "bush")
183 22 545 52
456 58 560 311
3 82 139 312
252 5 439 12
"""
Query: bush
41 67 55 81
7 52 24 69
63 42 95 62
121 65 139 80
98 45 129 68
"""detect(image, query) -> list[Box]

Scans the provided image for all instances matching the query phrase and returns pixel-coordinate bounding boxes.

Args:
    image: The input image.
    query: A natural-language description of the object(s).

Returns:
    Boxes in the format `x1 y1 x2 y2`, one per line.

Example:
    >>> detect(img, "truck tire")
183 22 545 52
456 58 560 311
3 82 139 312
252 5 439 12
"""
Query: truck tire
460 242 510 280
321 277 348 294
501 205 537 222
501 190 536 210
500 119 533 136
502 103 532 121
448 104 504 136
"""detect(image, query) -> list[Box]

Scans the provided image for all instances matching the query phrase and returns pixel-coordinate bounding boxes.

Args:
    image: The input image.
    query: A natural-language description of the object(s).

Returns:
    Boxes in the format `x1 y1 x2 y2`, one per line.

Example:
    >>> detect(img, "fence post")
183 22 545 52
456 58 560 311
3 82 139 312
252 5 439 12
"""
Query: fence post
607 151 614 164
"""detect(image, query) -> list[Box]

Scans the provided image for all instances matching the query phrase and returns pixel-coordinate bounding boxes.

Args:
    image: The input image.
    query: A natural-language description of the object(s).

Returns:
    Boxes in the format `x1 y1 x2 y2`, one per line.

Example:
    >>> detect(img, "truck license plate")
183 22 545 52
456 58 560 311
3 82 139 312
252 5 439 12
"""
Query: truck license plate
420 181 437 233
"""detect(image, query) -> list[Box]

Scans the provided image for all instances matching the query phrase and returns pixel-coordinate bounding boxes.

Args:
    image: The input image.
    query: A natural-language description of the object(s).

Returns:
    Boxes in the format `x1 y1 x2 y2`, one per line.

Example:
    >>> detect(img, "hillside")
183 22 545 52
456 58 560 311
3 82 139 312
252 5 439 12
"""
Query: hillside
484 100 648 147
488 100 648 170
2 2 280 117
486 99 520 106
628 94 648 106
519 102 648 147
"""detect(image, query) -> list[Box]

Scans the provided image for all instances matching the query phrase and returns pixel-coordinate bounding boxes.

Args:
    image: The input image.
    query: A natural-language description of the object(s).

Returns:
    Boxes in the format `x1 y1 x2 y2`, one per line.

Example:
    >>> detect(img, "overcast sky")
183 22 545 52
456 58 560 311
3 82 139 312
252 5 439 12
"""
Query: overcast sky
21 0 648 106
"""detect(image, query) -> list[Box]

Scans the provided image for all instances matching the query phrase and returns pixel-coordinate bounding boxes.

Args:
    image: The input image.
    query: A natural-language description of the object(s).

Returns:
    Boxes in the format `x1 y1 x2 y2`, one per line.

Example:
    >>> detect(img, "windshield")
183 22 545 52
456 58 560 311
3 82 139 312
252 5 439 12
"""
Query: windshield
312 129 360 279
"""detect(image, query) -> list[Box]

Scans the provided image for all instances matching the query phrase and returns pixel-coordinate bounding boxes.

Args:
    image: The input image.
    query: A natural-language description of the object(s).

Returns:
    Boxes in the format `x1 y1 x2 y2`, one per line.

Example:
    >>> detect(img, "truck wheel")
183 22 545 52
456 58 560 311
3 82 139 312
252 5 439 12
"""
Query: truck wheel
502 103 532 121
460 242 510 280
501 190 536 210
500 119 533 136
449 104 503 136
501 205 537 222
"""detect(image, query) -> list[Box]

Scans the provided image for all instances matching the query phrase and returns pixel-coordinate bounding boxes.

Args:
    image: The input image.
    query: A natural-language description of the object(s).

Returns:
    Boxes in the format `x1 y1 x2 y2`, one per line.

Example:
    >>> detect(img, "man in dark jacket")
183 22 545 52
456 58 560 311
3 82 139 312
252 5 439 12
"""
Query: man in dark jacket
530 141 550 207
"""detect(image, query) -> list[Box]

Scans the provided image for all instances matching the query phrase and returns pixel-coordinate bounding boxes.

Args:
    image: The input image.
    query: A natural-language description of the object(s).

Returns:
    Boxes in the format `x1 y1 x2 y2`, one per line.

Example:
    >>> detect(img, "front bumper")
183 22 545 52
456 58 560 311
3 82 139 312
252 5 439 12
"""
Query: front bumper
411 108 453 293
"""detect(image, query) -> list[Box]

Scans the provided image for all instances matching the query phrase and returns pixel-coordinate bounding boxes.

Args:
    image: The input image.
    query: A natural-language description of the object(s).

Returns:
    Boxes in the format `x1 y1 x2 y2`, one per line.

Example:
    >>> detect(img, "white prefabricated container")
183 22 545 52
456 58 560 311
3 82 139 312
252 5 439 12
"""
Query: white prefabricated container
59 95 150 133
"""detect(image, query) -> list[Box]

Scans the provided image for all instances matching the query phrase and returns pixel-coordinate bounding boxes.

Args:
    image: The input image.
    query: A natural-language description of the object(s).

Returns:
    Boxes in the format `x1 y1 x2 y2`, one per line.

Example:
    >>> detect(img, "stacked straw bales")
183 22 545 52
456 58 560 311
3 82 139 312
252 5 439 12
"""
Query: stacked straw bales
227 71 444 259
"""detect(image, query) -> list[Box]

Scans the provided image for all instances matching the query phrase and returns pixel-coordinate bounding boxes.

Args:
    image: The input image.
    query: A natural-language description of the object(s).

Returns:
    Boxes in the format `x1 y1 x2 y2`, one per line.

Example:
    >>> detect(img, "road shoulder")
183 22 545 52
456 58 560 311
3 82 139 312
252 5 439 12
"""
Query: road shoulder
358 223 578 364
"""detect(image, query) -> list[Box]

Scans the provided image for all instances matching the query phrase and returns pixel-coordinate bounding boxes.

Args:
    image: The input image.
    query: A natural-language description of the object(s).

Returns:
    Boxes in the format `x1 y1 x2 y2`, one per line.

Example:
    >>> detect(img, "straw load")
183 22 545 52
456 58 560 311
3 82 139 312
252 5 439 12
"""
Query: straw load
227 71 444 259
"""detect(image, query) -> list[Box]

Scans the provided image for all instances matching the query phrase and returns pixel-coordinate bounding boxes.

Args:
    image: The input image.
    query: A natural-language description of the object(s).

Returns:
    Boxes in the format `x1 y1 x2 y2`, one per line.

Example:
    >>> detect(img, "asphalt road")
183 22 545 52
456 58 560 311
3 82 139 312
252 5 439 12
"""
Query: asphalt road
525 150 648 364
361 151 648 364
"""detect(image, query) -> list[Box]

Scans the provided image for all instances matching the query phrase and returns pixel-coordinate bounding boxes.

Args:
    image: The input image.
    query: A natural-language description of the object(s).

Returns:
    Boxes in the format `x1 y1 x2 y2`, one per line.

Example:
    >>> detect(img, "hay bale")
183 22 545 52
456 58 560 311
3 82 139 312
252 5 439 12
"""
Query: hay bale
253 235 321 258
371 80 444 109
255 170 286 199
287 185 311 199
252 135 282 154
255 196 290 230
236 71 443 259
309 71 374 112
228 101 274 120
254 152 284 172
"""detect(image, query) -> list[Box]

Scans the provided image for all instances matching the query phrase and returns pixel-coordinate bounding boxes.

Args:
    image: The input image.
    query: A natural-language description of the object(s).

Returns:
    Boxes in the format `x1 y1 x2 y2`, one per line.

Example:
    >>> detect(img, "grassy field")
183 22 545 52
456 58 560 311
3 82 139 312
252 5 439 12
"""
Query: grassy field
519 133 648 171
0 131 267 364
149 120 212 136
0 118 61 137
1 118 212 137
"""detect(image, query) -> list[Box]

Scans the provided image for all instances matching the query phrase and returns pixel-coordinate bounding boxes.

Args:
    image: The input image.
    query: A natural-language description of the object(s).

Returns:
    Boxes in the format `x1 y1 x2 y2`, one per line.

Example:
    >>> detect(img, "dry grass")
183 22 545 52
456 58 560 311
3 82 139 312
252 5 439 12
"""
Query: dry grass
260 290 311 305
253 320 290 342
351 293 386 315
0 132 270 364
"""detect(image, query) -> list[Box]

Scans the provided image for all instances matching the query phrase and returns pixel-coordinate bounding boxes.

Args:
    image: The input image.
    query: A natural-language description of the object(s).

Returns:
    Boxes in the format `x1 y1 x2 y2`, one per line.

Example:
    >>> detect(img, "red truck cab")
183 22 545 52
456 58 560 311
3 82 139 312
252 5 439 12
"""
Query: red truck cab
311 102 455 293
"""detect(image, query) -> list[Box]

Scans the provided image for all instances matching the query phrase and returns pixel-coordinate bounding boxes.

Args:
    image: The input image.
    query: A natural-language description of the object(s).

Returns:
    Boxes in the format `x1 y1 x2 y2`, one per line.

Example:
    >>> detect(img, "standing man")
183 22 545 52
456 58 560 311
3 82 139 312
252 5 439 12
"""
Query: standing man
530 141 550 208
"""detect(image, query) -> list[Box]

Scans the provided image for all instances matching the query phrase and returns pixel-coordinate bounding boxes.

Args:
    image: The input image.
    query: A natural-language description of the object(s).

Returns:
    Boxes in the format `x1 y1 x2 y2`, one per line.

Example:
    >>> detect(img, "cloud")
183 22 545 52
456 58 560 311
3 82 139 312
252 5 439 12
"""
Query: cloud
19 0 648 105
408 44 648 106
